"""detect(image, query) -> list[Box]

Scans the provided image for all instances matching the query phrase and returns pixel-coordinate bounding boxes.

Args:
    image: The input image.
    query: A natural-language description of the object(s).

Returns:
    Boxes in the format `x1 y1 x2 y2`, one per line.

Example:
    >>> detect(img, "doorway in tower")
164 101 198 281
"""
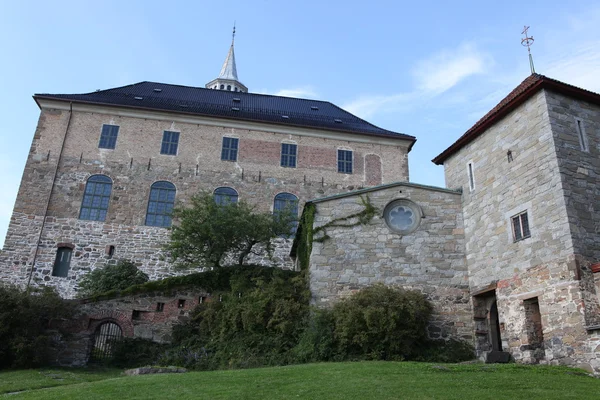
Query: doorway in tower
472 289 508 361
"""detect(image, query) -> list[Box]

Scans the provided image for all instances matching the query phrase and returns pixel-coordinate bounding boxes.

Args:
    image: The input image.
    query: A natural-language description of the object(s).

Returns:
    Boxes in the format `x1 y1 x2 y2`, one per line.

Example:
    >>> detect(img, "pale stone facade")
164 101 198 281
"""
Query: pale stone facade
0 97 411 298
435 79 600 372
304 182 472 341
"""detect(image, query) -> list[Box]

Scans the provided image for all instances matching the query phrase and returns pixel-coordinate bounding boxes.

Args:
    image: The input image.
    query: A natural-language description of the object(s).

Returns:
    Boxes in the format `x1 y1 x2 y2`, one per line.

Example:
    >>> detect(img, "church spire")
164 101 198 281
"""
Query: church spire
206 25 248 93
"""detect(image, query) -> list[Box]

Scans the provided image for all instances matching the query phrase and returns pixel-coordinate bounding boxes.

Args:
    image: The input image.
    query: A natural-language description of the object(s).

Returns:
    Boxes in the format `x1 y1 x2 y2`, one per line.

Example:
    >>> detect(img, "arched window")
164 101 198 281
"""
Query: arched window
146 181 176 227
90 321 122 361
214 187 238 205
80 175 112 221
227 85 232 91
52 246 72 277
274 193 299 236
220 84 224 90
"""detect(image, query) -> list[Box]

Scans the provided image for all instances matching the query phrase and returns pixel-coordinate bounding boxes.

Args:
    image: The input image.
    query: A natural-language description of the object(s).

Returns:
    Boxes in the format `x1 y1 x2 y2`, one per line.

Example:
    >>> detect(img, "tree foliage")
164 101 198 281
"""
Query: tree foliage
0 285 75 370
330 284 433 360
167 192 297 269
77 259 149 298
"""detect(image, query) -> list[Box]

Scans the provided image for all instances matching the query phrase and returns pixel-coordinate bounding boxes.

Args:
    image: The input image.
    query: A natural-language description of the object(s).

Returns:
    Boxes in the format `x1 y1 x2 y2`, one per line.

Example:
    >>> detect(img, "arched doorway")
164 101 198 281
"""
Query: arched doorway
489 301 503 351
90 321 122 362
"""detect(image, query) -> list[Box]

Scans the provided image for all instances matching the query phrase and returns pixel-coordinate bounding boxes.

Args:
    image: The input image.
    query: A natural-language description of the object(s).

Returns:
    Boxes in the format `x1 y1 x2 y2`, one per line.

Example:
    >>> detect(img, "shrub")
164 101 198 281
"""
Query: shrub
78 260 149 297
109 338 169 368
413 339 476 363
0 284 75 370
330 284 433 360
168 268 310 370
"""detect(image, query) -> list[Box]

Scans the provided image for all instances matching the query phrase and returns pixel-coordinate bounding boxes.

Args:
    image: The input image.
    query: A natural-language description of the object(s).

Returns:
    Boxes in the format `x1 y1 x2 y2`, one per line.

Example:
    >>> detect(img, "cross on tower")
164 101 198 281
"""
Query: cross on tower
521 25 536 74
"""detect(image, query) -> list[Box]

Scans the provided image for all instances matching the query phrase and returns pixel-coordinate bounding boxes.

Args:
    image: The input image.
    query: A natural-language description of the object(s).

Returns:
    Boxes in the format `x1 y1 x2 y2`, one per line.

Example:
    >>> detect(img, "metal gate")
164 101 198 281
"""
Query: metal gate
90 321 122 362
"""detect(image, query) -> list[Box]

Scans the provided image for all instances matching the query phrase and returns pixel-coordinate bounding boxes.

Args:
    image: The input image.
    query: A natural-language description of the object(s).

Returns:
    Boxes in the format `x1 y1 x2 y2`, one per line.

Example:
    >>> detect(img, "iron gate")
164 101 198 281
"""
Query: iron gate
90 321 122 362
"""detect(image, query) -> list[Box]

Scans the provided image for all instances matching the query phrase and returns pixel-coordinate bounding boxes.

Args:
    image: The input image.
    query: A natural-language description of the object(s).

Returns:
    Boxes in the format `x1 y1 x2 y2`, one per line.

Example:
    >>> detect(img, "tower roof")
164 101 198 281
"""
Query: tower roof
432 74 600 165
206 27 247 92
218 43 239 81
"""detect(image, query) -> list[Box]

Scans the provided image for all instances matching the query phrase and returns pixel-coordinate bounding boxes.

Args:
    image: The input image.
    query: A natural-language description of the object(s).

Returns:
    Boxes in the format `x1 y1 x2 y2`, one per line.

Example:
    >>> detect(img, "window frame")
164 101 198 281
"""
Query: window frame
273 192 299 237
79 175 112 221
337 149 353 174
511 211 531 242
145 181 176 227
213 187 239 205
160 131 180 155
221 137 239 161
52 246 73 277
575 118 589 152
280 143 297 168
98 124 120 149
467 161 475 192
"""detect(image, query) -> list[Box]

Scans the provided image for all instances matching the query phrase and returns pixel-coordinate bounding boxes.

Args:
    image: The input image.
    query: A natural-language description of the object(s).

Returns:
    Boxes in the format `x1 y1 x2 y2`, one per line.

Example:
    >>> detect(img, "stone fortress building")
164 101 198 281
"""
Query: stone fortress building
2 35 600 372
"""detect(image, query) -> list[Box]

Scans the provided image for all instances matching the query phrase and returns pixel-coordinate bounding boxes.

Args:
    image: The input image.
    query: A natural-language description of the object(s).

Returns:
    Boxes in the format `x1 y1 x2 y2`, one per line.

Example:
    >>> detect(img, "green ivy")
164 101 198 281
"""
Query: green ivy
295 195 377 270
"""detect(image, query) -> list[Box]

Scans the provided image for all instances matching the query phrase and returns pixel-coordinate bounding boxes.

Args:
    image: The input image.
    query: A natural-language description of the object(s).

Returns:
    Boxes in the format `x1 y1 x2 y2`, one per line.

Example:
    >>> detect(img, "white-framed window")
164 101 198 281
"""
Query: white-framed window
511 211 531 242
337 149 353 174
467 161 475 192
575 118 589 152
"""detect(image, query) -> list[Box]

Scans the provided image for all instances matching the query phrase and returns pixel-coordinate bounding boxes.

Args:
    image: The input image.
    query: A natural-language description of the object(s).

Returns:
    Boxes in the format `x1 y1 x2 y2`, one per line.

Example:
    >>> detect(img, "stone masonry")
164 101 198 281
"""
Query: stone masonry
1 101 411 298
442 85 600 372
306 182 473 341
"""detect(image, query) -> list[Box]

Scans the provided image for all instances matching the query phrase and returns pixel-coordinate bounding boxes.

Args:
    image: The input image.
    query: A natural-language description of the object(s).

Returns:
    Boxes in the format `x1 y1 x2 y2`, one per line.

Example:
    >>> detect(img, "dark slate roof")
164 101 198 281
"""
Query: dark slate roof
433 74 600 164
34 81 415 143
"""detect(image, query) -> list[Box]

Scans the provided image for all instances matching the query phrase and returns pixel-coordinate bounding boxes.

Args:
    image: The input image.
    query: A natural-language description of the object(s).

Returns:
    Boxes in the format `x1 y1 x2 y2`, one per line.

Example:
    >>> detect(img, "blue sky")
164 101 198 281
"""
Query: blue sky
1 0 599 247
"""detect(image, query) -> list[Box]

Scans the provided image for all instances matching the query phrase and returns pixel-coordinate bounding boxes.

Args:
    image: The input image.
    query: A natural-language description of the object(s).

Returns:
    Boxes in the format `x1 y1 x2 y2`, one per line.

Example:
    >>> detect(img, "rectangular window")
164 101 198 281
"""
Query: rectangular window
512 211 531 242
99 124 119 149
337 149 353 174
160 131 180 155
52 247 72 277
468 162 475 191
156 302 165 312
221 137 239 161
575 118 589 152
280 143 297 168
178 299 186 308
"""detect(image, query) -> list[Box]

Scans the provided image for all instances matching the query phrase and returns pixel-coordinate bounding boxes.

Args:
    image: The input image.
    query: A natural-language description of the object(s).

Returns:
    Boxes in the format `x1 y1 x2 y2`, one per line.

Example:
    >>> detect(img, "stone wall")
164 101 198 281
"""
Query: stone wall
307 182 473 341
52 288 208 366
1 102 411 298
443 88 600 372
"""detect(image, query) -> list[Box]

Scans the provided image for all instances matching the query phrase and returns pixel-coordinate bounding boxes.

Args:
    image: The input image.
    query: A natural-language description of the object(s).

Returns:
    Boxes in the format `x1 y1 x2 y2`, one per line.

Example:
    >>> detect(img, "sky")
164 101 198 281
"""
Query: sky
0 0 599 247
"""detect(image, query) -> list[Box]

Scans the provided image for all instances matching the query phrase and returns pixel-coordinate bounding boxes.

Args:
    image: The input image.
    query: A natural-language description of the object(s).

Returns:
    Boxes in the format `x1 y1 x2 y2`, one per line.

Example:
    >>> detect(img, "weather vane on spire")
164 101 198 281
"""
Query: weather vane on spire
521 26 536 74
232 22 236 44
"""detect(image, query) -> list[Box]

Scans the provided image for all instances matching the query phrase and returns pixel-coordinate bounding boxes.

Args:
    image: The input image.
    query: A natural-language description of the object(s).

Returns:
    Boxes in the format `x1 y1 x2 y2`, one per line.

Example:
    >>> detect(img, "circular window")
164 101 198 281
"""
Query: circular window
383 199 422 234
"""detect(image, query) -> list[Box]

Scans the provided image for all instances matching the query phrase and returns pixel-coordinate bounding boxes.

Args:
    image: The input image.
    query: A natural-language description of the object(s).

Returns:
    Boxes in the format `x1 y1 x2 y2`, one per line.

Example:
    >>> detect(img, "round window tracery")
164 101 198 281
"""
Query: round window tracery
383 199 422 234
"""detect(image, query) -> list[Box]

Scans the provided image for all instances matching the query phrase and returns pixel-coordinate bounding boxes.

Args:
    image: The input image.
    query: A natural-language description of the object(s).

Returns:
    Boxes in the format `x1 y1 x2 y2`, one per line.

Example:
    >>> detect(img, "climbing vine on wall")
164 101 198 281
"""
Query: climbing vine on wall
296 195 377 271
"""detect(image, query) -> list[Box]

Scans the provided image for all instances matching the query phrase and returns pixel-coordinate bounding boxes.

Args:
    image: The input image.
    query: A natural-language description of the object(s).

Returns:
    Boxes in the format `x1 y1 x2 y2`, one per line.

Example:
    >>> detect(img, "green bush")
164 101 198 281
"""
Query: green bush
329 284 433 360
0 285 75 370
78 260 149 298
413 339 476 363
168 268 310 370
109 338 169 368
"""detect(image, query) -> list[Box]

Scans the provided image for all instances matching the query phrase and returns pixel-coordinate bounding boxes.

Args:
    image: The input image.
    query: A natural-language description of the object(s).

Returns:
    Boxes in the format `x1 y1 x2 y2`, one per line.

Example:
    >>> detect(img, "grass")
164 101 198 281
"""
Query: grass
0 367 121 395
1 362 599 399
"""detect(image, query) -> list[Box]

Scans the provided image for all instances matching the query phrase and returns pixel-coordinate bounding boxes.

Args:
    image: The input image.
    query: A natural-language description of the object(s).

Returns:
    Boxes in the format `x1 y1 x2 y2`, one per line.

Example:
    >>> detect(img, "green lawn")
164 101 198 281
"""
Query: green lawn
1 362 598 399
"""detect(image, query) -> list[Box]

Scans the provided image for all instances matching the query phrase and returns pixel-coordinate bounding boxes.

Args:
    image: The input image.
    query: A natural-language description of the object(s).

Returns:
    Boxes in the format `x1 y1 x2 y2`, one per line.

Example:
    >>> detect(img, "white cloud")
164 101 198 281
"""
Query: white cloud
258 86 318 99
342 42 492 119
412 43 490 95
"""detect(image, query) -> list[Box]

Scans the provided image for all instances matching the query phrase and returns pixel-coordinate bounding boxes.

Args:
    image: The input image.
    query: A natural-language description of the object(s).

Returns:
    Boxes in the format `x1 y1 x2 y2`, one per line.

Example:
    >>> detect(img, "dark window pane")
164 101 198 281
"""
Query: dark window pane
160 131 179 155
99 124 119 149
80 175 112 221
145 181 176 227
52 247 72 277
337 150 353 174
513 216 522 241
221 137 239 161
521 213 530 238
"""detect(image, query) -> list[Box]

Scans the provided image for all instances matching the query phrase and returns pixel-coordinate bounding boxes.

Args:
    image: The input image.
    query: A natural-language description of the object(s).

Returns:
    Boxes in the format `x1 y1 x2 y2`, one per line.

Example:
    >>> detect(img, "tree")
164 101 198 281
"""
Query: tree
167 192 297 269
77 259 149 297
0 285 75 369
